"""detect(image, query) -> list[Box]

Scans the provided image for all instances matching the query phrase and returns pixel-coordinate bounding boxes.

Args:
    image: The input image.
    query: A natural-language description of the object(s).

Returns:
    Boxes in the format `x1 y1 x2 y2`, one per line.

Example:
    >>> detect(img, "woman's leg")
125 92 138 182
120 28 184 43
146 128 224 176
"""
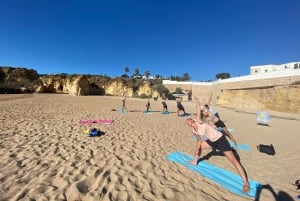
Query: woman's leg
223 151 250 192
221 127 237 146
189 141 211 165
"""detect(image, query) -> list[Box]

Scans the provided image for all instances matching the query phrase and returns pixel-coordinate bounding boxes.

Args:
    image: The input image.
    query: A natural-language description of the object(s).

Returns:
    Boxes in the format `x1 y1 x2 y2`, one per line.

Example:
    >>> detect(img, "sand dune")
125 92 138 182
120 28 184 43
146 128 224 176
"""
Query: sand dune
0 94 299 201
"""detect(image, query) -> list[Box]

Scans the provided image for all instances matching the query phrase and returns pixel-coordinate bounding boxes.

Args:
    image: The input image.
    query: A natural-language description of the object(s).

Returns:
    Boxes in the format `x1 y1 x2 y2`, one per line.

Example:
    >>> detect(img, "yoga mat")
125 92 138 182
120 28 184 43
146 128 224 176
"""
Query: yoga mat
178 113 191 117
144 110 153 114
79 119 114 125
119 109 126 114
229 142 251 151
217 127 235 133
166 151 261 199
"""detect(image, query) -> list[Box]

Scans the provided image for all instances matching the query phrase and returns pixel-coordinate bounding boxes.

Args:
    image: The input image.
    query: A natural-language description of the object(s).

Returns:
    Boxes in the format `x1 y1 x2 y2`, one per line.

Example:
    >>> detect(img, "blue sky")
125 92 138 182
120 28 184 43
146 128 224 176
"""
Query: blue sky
0 0 299 81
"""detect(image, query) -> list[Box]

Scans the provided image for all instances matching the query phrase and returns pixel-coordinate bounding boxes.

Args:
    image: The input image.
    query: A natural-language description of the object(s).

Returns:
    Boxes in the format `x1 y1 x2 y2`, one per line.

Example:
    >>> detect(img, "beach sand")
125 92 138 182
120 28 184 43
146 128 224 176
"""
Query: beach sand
0 94 299 201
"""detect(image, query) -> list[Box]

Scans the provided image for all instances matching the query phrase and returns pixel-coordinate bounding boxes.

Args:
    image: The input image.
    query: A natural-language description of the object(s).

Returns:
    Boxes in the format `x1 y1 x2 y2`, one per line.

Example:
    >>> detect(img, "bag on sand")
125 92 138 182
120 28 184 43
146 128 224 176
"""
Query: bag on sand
257 144 276 155
294 179 300 190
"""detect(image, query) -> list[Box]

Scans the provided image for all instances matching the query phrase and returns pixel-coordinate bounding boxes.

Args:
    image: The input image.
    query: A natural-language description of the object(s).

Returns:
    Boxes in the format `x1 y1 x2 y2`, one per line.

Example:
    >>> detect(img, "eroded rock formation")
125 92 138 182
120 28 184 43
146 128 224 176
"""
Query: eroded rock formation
40 75 90 95
0 67 40 93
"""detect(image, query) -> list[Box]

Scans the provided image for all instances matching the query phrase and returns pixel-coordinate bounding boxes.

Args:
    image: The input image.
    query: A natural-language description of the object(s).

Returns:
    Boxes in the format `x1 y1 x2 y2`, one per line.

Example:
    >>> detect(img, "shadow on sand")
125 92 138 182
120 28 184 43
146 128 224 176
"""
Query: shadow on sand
199 149 294 201
255 184 294 201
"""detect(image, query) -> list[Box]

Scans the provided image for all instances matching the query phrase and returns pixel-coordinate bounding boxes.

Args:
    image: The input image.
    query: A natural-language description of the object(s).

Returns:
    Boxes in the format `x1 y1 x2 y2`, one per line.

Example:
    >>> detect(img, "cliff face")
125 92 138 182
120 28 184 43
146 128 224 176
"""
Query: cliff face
0 67 159 97
0 67 41 93
216 85 300 114
40 75 90 95
103 80 159 98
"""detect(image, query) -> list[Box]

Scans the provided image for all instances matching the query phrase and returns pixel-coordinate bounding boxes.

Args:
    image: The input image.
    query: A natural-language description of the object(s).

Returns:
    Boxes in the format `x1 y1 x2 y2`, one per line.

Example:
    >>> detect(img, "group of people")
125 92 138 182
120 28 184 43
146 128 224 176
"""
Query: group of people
121 94 250 193
185 96 250 193
122 97 188 115
162 98 188 116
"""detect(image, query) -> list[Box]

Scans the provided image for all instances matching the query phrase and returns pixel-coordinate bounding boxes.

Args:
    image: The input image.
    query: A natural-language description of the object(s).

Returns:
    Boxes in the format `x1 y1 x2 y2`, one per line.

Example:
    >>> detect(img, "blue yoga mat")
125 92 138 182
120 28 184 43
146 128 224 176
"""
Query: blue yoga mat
166 151 261 199
178 113 191 117
229 142 251 151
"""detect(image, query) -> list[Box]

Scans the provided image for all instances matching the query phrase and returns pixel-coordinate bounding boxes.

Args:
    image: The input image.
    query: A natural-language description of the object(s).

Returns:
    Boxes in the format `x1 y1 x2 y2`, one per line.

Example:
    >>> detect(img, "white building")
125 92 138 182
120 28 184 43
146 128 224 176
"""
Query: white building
250 62 300 75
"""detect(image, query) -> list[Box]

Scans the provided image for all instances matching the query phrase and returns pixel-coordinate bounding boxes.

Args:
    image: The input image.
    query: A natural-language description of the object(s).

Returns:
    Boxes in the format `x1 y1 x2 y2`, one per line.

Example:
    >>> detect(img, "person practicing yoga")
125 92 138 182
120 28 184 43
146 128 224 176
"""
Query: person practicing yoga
145 99 151 112
121 97 127 112
205 93 221 119
162 99 168 112
201 104 236 146
177 100 187 116
185 96 250 193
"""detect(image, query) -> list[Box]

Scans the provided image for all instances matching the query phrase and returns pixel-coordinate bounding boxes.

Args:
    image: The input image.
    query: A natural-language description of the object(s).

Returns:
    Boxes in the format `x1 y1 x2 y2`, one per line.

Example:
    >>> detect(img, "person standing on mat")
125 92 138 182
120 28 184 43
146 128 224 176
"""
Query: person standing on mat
177 99 187 116
201 104 236 146
146 99 151 112
185 96 250 193
205 93 221 119
121 97 127 112
162 99 168 113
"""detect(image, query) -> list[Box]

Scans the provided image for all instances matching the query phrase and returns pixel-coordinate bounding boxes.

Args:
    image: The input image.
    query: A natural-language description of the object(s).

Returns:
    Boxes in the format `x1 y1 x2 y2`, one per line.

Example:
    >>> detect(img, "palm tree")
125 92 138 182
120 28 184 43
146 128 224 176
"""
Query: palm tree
144 70 150 78
124 66 129 75
134 68 140 76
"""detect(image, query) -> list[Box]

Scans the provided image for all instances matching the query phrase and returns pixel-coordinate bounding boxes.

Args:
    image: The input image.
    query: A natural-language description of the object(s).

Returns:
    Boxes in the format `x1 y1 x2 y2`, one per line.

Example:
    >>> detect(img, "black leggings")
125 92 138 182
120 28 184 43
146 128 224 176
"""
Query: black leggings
206 135 231 151
214 119 226 128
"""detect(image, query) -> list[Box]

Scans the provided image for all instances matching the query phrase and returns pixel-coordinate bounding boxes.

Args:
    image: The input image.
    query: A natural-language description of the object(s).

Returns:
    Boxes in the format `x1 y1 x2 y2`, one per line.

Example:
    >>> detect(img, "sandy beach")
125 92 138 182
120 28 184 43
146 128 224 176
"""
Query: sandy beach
0 94 299 201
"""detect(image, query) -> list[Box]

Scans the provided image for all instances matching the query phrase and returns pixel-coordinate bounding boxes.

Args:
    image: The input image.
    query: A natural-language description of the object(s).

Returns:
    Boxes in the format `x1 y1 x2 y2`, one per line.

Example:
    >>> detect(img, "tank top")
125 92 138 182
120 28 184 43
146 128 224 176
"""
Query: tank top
192 121 222 142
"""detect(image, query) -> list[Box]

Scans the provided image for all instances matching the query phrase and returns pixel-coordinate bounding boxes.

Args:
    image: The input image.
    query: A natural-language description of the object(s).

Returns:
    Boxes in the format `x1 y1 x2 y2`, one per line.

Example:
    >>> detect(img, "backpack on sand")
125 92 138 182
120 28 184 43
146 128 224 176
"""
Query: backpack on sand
257 144 276 155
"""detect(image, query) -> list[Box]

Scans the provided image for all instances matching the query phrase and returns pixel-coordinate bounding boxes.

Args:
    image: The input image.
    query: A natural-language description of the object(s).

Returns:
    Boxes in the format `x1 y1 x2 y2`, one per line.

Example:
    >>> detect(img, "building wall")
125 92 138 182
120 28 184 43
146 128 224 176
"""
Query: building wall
163 70 300 113
250 62 300 75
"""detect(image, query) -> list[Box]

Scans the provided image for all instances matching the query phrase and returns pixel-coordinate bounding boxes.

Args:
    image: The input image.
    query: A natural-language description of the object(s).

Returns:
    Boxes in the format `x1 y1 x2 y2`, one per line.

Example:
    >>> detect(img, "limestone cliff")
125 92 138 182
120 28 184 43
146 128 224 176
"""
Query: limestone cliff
102 79 159 98
40 75 90 95
0 67 40 93
216 84 300 114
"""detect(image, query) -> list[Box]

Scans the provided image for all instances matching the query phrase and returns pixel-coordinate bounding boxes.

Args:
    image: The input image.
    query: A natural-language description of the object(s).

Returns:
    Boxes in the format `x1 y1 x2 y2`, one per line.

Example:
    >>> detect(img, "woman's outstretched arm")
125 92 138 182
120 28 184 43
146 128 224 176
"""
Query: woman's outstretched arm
194 96 201 122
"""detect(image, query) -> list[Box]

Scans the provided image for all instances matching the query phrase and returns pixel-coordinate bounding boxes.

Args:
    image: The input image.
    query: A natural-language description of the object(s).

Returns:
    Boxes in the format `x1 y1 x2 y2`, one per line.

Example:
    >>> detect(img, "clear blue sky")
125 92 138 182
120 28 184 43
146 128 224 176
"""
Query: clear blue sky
0 0 299 81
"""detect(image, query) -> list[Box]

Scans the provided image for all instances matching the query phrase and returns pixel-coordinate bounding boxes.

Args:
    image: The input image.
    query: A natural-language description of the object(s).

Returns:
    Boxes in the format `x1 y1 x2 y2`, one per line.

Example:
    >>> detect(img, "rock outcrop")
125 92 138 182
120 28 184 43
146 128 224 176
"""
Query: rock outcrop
40 75 91 95
0 67 40 93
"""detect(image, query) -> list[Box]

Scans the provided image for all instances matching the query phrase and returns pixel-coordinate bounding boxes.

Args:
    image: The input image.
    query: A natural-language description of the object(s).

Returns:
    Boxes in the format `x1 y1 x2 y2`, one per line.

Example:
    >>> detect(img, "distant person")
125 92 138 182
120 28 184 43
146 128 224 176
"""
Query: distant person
121 97 127 112
177 100 187 116
201 105 236 146
205 93 221 119
162 99 168 112
146 99 151 112
185 96 250 193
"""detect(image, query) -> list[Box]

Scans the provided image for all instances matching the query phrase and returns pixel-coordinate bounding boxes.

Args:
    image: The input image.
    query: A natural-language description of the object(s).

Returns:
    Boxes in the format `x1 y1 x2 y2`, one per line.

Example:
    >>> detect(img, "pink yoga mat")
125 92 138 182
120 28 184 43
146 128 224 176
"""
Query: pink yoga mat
79 119 114 125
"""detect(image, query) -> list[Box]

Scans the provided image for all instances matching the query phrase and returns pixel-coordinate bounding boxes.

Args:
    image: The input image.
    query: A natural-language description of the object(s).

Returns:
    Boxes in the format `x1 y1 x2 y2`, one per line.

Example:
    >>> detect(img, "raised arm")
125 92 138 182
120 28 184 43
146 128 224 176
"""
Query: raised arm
193 96 201 122
208 93 212 106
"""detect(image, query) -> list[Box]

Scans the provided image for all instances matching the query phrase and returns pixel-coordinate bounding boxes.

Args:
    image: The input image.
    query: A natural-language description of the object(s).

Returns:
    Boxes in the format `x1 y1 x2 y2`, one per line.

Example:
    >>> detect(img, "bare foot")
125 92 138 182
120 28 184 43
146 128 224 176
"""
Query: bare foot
243 184 250 193
188 160 197 165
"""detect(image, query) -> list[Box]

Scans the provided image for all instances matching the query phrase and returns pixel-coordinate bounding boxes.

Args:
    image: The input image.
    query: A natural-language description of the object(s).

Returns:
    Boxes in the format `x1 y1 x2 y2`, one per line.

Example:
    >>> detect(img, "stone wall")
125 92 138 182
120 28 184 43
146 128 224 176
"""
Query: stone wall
163 72 300 114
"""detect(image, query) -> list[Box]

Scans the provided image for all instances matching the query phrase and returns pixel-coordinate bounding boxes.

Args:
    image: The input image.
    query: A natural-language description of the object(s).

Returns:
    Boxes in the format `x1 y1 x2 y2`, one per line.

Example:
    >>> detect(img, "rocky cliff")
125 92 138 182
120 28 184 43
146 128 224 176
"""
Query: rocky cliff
0 67 41 93
39 75 91 96
0 67 160 97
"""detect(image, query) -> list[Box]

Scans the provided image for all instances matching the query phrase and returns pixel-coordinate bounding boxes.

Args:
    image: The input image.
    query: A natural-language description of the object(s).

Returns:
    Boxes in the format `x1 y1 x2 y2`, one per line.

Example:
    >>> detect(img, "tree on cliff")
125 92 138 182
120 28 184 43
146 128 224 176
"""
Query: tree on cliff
168 72 191 81
134 68 140 76
216 73 230 80
144 70 150 78
124 66 129 75
182 72 191 81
